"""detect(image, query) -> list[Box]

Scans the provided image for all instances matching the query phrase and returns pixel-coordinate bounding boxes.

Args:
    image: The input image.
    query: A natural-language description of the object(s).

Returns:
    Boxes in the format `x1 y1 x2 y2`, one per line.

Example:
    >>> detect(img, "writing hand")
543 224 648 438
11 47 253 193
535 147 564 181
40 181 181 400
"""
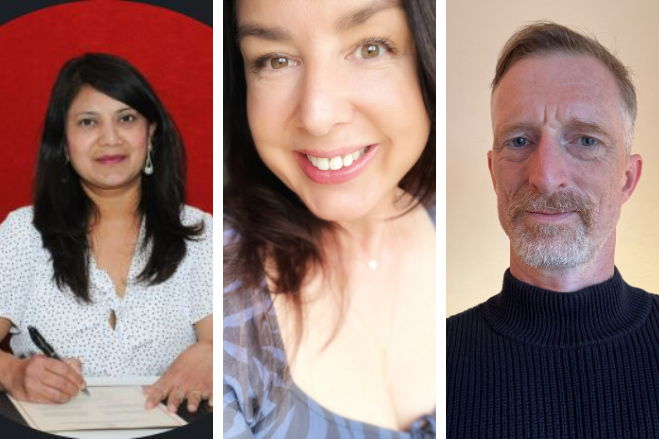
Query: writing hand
8 356 85 404
144 340 212 413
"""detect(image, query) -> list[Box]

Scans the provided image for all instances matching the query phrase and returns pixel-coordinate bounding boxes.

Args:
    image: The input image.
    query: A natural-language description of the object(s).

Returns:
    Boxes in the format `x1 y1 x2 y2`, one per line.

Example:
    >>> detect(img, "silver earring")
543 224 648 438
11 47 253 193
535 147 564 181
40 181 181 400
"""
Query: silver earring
144 146 154 175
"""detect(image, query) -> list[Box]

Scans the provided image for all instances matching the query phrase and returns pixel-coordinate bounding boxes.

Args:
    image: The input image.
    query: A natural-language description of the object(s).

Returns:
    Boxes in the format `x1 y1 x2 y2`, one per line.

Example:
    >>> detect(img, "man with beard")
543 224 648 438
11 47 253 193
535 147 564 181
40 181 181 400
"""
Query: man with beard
446 22 659 438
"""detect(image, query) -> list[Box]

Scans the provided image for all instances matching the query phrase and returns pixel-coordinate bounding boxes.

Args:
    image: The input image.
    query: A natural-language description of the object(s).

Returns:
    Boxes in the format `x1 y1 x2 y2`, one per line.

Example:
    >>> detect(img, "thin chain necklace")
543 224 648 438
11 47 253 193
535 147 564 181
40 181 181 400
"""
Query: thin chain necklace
367 217 390 270
303 216 400 400
351 219 400 384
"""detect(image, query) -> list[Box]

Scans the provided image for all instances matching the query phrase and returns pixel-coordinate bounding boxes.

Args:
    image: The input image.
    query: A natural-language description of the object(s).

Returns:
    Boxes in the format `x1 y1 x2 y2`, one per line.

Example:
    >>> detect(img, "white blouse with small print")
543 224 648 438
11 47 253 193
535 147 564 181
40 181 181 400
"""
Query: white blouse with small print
0 205 212 377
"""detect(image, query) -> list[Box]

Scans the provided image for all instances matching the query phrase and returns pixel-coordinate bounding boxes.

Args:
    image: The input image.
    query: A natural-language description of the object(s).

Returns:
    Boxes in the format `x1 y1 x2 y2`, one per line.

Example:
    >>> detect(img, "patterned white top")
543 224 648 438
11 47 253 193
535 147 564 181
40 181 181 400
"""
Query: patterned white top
0 205 213 377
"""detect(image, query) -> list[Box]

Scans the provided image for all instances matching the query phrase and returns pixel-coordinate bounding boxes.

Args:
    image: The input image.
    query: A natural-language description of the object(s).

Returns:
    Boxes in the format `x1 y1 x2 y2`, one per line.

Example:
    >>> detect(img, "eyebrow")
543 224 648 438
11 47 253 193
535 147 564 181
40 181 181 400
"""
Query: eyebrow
334 0 400 33
494 118 616 147
236 0 400 43
73 108 133 117
567 119 615 142
236 24 291 43
493 121 534 147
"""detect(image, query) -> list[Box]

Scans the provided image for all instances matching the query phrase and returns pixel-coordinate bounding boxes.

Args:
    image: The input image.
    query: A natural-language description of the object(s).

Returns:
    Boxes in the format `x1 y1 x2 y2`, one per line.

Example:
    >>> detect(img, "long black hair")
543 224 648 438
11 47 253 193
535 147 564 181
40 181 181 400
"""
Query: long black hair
34 53 203 302
224 0 436 347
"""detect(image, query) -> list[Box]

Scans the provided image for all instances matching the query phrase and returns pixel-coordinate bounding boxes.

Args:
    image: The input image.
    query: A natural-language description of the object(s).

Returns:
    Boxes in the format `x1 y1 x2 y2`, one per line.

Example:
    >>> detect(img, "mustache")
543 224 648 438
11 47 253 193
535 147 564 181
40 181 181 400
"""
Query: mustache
506 189 594 227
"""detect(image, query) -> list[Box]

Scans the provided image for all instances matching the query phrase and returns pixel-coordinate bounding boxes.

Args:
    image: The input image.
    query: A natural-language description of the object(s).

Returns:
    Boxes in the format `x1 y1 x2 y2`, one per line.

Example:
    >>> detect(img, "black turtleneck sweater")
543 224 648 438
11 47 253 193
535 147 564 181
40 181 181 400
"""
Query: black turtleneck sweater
447 268 659 439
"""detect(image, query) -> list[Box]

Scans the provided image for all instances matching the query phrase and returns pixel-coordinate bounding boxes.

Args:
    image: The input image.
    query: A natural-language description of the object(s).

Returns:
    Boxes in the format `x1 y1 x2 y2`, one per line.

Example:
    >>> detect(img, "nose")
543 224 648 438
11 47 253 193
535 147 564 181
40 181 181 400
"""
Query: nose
527 135 570 194
297 60 352 136
99 121 120 146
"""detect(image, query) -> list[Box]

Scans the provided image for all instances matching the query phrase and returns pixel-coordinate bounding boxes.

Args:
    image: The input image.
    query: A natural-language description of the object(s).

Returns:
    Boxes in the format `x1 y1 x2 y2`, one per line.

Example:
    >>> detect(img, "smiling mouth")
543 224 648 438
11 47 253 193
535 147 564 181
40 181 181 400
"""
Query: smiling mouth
96 155 126 164
305 146 370 171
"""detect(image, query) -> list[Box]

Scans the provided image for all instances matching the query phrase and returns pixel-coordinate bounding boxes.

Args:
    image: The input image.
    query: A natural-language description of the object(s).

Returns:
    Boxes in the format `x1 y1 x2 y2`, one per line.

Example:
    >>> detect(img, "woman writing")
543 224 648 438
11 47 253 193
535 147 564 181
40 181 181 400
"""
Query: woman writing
0 54 212 414
224 0 436 437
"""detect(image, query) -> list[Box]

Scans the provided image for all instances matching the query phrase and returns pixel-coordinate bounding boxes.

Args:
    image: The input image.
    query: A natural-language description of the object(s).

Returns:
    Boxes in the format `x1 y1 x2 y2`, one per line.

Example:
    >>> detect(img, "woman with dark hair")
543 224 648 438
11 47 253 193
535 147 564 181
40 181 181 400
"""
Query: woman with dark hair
224 0 436 437
0 53 212 414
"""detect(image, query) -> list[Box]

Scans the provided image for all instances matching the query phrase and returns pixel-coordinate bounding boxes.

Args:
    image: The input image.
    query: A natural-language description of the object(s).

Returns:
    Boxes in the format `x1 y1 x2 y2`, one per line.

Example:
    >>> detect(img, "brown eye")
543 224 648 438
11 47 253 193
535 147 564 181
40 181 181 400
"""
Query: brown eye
78 118 96 127
361 44 381 59
270 57 289 69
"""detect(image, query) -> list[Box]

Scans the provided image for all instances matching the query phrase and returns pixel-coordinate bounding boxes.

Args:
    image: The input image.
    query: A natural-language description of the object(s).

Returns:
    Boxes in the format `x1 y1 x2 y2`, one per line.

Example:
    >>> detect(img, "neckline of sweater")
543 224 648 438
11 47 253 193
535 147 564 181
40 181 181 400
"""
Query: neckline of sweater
483 267 653 347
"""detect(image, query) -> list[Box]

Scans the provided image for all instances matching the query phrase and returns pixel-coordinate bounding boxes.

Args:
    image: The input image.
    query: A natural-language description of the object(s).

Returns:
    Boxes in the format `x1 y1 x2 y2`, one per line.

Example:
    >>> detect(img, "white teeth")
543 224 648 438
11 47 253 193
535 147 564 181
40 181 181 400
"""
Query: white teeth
329 157 343 170
307 146 370 171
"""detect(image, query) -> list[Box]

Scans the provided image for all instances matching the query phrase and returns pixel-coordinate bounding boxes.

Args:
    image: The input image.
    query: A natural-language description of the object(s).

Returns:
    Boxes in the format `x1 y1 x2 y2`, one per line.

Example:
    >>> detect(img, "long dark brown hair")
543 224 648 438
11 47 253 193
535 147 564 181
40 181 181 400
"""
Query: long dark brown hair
34 53 204 303
224 0 436 351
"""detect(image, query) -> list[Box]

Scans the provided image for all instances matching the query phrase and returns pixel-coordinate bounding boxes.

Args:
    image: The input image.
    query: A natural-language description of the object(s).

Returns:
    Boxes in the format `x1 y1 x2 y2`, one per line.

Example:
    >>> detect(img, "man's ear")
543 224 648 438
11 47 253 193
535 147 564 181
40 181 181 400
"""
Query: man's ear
621 154 642 204
487 150 497 192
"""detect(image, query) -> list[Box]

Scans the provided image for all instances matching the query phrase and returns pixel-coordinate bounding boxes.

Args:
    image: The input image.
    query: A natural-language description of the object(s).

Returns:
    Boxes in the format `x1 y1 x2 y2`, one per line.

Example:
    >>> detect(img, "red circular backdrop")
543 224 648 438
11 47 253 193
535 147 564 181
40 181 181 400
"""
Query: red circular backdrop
0 0 212 220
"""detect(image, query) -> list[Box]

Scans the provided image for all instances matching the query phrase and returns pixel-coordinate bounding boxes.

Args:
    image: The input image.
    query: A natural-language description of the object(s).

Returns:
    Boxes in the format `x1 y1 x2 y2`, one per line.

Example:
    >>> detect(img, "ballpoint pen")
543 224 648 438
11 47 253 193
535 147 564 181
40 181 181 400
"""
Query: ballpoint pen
27 325 90 396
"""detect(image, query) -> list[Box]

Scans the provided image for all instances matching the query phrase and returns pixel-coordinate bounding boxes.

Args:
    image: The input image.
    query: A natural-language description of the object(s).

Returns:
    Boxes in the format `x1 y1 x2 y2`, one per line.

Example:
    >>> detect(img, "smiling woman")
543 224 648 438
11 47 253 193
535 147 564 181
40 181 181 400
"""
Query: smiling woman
66 85 156 190
0 54 213 418
224 0 436 438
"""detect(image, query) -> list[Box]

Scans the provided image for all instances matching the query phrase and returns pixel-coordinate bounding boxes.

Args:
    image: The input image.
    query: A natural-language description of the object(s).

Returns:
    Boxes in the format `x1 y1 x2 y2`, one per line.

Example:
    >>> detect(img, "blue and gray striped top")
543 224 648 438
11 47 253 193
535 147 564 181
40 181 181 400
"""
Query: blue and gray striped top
223 224 436 439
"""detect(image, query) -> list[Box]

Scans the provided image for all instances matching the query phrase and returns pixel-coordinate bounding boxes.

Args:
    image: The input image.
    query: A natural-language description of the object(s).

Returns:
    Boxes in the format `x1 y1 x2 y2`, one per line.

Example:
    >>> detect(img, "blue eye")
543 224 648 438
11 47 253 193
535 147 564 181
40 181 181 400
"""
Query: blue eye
511 137 528 148
581 137 596 146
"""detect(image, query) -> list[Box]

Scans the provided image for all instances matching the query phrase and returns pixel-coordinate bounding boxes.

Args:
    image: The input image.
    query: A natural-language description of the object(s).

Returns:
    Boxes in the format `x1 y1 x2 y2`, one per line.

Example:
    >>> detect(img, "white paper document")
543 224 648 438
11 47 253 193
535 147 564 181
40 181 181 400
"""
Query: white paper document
8 385 186 433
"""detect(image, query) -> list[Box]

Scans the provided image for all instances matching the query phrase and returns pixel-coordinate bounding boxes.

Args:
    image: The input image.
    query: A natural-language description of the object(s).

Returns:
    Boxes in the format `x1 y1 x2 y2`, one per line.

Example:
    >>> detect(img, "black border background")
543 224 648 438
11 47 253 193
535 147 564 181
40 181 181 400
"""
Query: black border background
0 0 213 438
0 0 212 27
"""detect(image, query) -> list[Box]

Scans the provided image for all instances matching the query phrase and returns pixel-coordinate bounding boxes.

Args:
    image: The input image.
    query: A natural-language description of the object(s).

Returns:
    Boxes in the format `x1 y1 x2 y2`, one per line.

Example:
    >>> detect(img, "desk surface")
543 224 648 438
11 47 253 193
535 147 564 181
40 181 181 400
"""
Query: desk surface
0 383 211 438
0 392 210 424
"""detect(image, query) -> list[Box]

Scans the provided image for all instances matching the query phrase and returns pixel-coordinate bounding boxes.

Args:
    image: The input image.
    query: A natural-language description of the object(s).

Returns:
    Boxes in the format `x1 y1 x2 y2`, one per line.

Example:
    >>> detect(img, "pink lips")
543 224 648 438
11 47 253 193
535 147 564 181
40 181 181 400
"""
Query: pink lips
96 155 126 165
295 144 379 185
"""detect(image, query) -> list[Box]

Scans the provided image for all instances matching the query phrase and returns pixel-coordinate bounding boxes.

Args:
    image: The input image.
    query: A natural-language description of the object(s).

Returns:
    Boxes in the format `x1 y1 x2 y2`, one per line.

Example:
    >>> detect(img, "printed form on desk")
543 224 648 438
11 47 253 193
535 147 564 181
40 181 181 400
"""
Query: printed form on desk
7 376 186 439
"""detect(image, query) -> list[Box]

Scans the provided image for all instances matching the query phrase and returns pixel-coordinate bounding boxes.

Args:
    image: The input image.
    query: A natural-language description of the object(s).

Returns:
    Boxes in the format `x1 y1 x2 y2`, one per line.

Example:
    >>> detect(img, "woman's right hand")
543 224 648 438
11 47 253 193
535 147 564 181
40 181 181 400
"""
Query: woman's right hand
7 355 86 404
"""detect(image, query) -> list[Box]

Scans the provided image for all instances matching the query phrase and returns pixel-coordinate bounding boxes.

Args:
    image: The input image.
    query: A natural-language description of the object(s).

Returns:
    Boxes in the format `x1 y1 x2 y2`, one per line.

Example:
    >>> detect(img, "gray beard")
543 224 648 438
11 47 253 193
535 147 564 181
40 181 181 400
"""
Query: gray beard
501 189 620 269
503 188 608 269
508 221 595 268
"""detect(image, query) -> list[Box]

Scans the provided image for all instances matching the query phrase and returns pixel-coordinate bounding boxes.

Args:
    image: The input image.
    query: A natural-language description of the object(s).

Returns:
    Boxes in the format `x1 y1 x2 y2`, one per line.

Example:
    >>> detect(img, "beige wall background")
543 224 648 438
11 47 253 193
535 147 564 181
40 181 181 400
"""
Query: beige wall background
447 0 659 317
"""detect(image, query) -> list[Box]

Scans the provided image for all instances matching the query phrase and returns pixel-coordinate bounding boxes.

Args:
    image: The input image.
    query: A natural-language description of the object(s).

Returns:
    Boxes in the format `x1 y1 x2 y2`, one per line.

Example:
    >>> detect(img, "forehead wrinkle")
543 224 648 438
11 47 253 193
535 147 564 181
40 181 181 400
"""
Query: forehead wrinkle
493 55 627 154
